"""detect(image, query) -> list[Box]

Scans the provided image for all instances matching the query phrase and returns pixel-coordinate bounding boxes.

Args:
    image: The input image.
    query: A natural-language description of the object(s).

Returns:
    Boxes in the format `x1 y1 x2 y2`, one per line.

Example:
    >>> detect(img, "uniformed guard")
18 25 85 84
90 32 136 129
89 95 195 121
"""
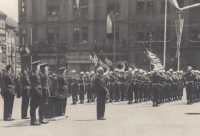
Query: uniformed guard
57 67 69 115
70 70 79 105
182 66 196 104
95 67 108 120
29 61 43 125
38 63 49 124
133 69 140 103
21 67 31 119
78 71 85 104
90 71 96 102
85 71 92 103
0 69 6 98
2 65 15 121
126 68 134 104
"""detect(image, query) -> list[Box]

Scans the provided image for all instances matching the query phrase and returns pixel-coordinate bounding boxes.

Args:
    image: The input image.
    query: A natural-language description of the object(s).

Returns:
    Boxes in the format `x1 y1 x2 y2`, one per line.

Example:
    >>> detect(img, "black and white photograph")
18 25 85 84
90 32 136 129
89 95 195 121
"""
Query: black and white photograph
1 0 200 136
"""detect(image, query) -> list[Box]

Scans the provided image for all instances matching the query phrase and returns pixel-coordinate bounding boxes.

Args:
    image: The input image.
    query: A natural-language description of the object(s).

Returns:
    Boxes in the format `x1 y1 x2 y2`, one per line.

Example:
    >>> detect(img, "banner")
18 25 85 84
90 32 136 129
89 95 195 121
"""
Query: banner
175 19 184 57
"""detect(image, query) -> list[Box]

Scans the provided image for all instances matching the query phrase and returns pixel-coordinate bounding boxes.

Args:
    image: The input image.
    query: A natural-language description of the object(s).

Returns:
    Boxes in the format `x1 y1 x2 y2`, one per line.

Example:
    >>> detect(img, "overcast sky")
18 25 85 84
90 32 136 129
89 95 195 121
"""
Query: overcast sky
0 0 18 22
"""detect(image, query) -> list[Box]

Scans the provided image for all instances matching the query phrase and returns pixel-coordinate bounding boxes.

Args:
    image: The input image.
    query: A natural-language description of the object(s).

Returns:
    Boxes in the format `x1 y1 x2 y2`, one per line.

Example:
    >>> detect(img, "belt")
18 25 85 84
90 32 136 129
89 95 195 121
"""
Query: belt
186 81 193 84
152 83 160 85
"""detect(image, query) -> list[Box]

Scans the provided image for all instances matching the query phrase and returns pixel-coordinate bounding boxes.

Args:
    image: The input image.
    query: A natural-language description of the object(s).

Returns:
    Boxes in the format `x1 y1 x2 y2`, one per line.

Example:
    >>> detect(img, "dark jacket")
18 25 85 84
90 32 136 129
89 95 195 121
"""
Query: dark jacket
2 73 15 96
94 74 108 95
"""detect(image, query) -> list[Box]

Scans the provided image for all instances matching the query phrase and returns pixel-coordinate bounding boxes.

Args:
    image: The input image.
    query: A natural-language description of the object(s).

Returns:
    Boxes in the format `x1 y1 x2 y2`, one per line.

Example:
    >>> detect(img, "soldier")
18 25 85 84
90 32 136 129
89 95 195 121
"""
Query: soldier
49 73 58 96
182 66 196 104
2 65 15 121
90 71 96 102
79 71 85 104
143 72 150 102
57 67 69 115
94 67 108 120
114 70 122 102
29 61 43 125
85 71 92 103
109 71 116 103
38 63 49 124
133 69 140 103
21 67 31 119
120 71 127 101
70 70 79 105
150 69 163 107
126 69 134 104
0 69 6 98
165 71 173 102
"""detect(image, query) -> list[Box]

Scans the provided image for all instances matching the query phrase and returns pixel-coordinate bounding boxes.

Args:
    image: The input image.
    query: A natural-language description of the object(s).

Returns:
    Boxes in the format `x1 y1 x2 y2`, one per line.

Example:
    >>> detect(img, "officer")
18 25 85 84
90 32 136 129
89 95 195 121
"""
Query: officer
150 69 163 107
94 67 108 120
39 63 49 124
70 70 79 105
79 71 85 104
2 65 15 121
21 67 31 119
133 69 140 103
29 61 43 125
109 71 115 103
90 71 96 102
165 71 173 102
182 66 196 104
85 71 92 103
126 69 134 104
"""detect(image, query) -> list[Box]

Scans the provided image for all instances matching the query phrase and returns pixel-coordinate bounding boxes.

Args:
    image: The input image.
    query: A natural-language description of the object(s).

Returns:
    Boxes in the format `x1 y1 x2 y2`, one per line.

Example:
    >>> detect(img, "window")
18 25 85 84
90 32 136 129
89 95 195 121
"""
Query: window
73 27 88 44
47 0 59 16
147 1 154 13
107 0 119 14
82 27 88 43
137 1 145 12
21 29 27 35
21 1 26 16
73 0 88 15
137 31 144 41
47 28 59 43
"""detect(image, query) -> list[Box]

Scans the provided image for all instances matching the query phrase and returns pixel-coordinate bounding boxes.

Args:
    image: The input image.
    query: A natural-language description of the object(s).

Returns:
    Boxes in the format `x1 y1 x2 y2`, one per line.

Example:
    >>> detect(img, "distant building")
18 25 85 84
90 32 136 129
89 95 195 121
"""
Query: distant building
0 10 7 72
18 0 200 72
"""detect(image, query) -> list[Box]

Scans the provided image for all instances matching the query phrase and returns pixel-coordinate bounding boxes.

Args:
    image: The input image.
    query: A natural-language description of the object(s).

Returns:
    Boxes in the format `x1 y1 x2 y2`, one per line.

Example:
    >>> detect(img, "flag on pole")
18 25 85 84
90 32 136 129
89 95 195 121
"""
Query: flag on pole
0 46 2 53
175 19 184 57
25 46 30 54
75 0 80 10
145 49 165 71
90 51 99 66
168 0 200 10
107 14 113 34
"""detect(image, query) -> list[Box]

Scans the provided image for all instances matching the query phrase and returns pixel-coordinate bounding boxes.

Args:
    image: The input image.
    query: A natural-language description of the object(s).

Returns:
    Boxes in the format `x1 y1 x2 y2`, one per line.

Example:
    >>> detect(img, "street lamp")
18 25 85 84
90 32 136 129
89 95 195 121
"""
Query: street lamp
113 13 119 64
149 32 153 71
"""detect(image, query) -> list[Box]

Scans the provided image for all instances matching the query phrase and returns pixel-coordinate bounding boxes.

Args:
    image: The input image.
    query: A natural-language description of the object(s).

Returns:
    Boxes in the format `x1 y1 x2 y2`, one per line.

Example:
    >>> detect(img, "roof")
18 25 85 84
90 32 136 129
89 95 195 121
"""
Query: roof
0 10 7 18
6 17 18 28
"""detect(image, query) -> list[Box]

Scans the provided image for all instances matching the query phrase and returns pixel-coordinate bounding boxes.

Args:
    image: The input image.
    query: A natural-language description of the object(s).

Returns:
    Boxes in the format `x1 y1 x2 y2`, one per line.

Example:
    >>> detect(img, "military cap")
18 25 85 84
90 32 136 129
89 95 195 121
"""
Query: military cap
128 68 133 71
6 65 13 71
71 70 76 73
91 71 95 74
173 71 176 74
143 73 147 76
153 69 158 73
166 71 170 74
134 69 139 72
40 63 47 68
139 70 143 74
86 71 90 74
80 71 84 75
169 69 173 72
31 61 40 65
59 67 66 71
187 66 192 70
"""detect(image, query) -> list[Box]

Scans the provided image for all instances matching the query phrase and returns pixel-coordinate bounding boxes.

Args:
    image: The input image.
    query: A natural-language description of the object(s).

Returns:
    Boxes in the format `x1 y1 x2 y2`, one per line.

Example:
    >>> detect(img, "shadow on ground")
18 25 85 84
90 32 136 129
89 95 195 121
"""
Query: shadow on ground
185 113 200 115
74 119 97 121
1 120 31 128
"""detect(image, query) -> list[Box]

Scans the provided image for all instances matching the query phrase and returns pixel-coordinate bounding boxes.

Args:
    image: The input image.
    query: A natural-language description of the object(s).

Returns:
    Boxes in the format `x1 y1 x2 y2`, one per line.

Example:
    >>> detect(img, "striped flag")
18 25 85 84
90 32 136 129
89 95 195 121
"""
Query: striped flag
75 0 80 10
169 0 200 10
145 49 165 71
175 19 184 57
90 51 98 66
0 46 2 53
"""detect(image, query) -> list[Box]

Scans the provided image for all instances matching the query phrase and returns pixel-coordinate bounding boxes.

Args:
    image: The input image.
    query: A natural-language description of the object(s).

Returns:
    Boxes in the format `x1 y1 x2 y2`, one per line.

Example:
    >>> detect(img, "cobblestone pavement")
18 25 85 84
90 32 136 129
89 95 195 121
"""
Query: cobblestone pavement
1 90 200 136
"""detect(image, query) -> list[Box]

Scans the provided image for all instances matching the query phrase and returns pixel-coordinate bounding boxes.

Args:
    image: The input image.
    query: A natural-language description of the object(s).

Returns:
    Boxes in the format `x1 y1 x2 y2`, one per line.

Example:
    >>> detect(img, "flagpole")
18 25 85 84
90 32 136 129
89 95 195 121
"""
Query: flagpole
30 27 33 71
178 13 181 71
163 0 167 68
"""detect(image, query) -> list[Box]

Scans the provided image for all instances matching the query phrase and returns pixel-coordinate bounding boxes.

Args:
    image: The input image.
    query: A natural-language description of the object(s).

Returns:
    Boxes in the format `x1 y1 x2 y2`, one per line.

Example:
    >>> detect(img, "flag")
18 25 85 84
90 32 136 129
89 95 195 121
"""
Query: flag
90 51 98 66
0 46 2 53
100 51 113 66
169 0 200 10
25 46 30 54
107 14 113 34
175 19 184 57
75 0 80 10
145 49 165 71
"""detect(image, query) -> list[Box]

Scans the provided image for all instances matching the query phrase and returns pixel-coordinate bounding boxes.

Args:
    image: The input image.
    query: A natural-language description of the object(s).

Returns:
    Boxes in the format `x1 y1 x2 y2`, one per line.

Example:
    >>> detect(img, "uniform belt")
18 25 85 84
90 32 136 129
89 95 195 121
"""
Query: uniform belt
186 81 193 84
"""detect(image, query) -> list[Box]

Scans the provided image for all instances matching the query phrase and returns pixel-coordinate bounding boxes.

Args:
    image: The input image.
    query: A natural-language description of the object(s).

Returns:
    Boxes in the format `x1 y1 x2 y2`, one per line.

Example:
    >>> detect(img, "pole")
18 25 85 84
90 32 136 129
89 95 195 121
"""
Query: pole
113 17 116 64
163 0 167 68
55 35 58 72
177 13 181 71
150 41 152 71
30 28 33 70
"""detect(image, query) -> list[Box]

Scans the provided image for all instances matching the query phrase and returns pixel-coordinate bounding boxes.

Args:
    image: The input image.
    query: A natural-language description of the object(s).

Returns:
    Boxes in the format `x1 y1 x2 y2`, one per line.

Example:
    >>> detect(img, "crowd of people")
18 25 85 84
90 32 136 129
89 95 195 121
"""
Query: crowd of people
0 61 198 125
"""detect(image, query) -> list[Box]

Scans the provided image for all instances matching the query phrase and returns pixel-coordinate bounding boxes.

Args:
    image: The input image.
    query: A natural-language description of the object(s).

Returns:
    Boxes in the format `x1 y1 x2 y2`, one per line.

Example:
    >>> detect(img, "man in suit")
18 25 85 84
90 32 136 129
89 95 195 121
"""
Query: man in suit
2 65 15 121
94 67 108 120
21 67 31 119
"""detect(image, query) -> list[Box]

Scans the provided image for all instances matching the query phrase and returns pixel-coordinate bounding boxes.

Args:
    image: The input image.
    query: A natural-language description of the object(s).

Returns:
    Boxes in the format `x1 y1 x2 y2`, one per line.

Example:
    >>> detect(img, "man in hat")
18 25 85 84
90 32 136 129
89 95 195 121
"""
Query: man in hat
95 67 108 120
29 61 43 125
21 67 31 119
78 71 85 104
57 67 69 115
39 63 49 124
182 66 196 104
2 65 15 121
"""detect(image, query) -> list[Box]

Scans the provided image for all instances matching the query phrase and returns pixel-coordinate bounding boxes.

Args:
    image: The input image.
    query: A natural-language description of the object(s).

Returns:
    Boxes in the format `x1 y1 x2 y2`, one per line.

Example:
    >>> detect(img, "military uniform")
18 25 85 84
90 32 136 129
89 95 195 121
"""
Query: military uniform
70 73 79 104
109 73 116 103
2 66 15 121
85 74 92 103
90 73 96 102
21 70 31 119
78 72 85 104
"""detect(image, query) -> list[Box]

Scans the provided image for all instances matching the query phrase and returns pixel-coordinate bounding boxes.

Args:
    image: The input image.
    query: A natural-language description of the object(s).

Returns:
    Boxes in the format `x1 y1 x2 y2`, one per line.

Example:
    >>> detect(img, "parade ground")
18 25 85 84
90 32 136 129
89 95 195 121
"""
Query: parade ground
1 90 200 136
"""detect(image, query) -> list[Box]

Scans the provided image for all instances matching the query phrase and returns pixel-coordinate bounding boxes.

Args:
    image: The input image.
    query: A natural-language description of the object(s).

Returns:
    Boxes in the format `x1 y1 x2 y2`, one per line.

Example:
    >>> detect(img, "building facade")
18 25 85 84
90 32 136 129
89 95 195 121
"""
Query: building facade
19 0 200 72
0 10 7 72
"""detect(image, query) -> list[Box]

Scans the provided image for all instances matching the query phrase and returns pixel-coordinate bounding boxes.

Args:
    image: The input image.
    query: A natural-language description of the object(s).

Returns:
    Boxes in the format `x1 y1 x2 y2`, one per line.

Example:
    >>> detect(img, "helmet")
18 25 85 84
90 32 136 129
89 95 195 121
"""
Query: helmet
187 66 192 71
86 71 89 74
80 71 84 75
72 70 76 73
91 71 95 74
169 69 173 72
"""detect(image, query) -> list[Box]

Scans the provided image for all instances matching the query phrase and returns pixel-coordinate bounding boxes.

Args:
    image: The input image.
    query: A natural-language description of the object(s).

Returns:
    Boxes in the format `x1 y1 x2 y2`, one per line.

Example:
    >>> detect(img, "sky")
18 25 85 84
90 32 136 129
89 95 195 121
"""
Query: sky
0 0 18 22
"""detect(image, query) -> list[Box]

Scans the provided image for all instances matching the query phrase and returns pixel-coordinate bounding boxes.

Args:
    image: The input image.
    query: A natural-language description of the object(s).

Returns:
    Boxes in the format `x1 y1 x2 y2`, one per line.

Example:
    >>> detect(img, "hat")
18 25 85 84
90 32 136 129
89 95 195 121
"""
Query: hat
80 71 84 75
169 69 173 72
6 65 13 71
31 61 40 66
128 68 133 71
91 71 95 74
147 72 151 74
40 63 47 68
166 71 170 74
53 73 56 76
132 71 135 74
71 70 76 73
86 71 89 74
187 66 192 70
153 69 158 73
135 69 139 72
59 67 66 71
143 73 147 76
173 71 176 74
